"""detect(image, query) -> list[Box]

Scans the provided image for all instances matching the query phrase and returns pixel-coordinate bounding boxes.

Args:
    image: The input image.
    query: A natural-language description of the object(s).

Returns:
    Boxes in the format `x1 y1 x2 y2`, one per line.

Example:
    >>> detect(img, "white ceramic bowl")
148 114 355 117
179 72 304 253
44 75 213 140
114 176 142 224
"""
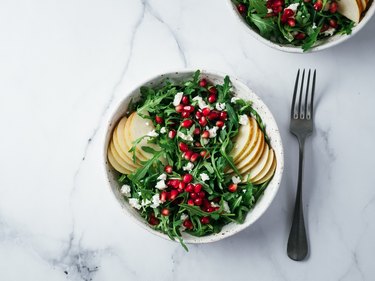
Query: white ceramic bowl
103 70 284 243
227 0 375 53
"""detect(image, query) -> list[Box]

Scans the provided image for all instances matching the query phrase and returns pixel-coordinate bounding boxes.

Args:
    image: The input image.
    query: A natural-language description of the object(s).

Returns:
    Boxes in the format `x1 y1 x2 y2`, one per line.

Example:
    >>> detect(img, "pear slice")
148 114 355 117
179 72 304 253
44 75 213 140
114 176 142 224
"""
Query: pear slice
252 156 277 185
338 0 362 23
360 0 367 10
251 148 274 183
107 146 132 174
240 144 269 183
236 129 265 171
110 142 137 173
229 116 252 162
234 117 259 164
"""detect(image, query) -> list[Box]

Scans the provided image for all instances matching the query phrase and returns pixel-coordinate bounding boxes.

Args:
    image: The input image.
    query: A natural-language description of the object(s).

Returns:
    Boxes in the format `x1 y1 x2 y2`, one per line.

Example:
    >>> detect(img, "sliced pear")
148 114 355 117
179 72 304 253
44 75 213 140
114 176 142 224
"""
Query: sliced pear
234 117 259 164
338 0 362 23
251 148 274 183
229 116 252 162
252 156 277 185
110 142 138 173
240 144 269 183
237 129 265 171
107 147 131 174
360 0 367 11
123 113 148 162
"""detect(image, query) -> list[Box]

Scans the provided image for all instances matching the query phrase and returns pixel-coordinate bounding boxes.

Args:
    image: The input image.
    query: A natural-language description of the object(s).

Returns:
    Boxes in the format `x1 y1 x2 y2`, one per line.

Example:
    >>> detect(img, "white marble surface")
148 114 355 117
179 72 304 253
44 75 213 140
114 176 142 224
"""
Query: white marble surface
1 0 375 280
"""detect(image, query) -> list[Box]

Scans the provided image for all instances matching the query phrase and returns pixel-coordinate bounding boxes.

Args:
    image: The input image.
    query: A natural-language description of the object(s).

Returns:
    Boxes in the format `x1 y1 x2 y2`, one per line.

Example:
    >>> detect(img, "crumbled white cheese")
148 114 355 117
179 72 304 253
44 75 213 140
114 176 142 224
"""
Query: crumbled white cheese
137 192 142 196
200 173 210 182
129 198 141 210
155 179 167 190
211 202 220 208
150 194 161 208
223 201 230 213
215 103 226 111
157 173 167 181
286 3 299 12
312 22 317 29
120 184 131 197
208 126 219 138
201 138 209 145
183 162 194 171
232 176 241 184
192 96 210 110
231 97 241 104
323 27 336 36
173 92 184 106
177 131 194 142
267 8 273 13
239 114 248 125
147 130 159 137
180 213 189 221
160 127 167 134
141 198 151 207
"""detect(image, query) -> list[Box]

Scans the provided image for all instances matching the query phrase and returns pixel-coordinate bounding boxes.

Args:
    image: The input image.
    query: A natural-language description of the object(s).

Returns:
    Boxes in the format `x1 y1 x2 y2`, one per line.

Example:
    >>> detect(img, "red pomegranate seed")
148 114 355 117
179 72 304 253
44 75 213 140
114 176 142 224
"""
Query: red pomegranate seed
228 183 238 192
195 111 202 119
200 150 208 157
181 111 191 118
202 107 211 116
202 130 210 138
329 19 338 28
219 111 228 120
190 192 198 199
193 128 201 135
167 179 180 189
182 95 189 105
208 111 219 121
208 94 217 103
200 217 210 224
149 214 159 225
288 18 296 27
329 1 338 13
184 150 193 161
194 184 202 193
185 184 194 193
199 79 207 87
161 208 170 216
179 181 186 190
216 120 225 128
203 199 211 208
194 198 203 206
183 219 193 229
320 24 329 33
283 8 294 17
295 32 306 40
187 199 194 206
181 119 194 128
208 87 217 95
169 130 176 139
206 207 214 213
155 115 163 124
183 105 195 112
199 116 208 126
237 3 247 14
160 191 168 202
198 191 205 198
273 0 283 6
190 153 200 163
195 141 202 147
175 104 184 113
183 173 193 183
170 189 179 200
164 165 173 174
314 0 323 11
179 142 189 152
273 6 283 13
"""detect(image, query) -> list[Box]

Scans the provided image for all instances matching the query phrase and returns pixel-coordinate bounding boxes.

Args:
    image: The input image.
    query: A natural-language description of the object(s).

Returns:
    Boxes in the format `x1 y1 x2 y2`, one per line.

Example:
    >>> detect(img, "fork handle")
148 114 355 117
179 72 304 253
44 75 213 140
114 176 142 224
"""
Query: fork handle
287 138 308 261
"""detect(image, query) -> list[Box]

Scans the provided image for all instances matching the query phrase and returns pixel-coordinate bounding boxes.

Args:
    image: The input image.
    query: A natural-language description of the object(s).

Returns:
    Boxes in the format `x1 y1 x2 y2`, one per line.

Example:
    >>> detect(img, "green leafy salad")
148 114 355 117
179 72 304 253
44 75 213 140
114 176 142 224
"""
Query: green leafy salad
234 0 354 51
108 71 275 250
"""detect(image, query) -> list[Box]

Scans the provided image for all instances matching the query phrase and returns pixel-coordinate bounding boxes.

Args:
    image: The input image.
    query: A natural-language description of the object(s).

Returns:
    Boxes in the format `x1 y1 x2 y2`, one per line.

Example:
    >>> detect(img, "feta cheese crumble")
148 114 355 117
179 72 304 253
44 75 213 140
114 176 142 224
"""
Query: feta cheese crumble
323 27 336 36
231 97 240 103
208 126 219 138
231 176 241 184
129 198 141 210
201 138 209 145
183 162 194 171
239 114 248 125
286 3 299 12
180 213 189 221
150 194 161 208
155 179 167 190
223 201 230 213
192 96 210 110
147 130 159 137
177 131 194 142
160 127 167 134
211 202 220 208
120 184 131 197
141 198 151 207
157 173 167 181
173 92 184 106
215 102 226 111
200 173 210 182
312 22 317 29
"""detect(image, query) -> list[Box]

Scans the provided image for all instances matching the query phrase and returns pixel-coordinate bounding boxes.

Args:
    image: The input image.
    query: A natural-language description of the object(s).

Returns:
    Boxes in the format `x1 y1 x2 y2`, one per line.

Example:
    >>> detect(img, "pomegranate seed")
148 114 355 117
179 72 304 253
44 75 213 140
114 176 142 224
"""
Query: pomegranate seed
216 120 225 128
185 183 194 193
194 184 202 193
206 207 214 213
181 119 194 128
161 208 170 216
208 111 219 121
200 150 208 157
195 111 202 119
182 95 189 105
228 183 238 192
329 1 338 13
295 32 306 40
288 18 296 27
170 189 179 200
320 24 329 33
149 214 159 226
183 219 193 229
314 0 323 11
164 165 173 174
329 19 338 28
179 142 189 152
181 111 191 118
185 105 195 112
283 8 294 17
183 173 193 183
155 115 163 124
167 179 180 188
168 130 176 139
209 87 217 95
199 116 208 126
193 128 201 135
177 188 184 194
190 192 198 199
187 199 194 206
194 198 203 206
178 181 186 190
195 141 202 147
184 150 193 161
175 104 184 113
202 107 211 116
208 93 217 103
190 153 200 162
160 191 168 202
202 130 210 138
198 191 206 198
199 79 207 87
237 4 247 14
273 6 283 13
219 111 228 120
200 217 210 224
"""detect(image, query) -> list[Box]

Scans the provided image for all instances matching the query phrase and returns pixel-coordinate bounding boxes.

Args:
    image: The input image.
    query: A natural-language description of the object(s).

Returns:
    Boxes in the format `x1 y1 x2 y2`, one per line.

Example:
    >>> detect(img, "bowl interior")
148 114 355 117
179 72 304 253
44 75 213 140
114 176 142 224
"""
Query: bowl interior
103 70 284 243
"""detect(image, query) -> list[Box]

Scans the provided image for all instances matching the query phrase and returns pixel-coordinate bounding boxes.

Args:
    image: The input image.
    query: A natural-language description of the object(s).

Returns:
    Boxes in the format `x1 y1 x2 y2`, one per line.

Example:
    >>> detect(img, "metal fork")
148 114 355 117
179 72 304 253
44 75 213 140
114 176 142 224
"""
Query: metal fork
287 69 316 261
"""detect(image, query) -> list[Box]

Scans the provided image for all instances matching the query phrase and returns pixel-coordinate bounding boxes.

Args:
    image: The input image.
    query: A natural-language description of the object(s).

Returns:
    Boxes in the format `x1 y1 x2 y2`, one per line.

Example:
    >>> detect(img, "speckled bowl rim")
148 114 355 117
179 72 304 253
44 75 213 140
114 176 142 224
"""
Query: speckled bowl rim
102 69 284 244
226 0 375 53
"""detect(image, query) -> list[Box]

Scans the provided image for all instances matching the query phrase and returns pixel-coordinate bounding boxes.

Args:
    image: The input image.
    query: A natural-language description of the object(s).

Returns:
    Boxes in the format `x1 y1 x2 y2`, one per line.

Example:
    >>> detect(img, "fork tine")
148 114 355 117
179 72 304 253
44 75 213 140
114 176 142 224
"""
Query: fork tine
310 70 316 119
304 69 311 119
298 70 305 118
291 69 300 118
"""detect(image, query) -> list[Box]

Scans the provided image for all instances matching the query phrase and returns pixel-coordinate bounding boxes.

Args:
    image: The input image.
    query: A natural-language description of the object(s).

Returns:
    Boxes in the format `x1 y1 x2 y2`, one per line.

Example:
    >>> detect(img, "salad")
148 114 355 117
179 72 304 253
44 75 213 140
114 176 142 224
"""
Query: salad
233 0 356 51
107 71 276 249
